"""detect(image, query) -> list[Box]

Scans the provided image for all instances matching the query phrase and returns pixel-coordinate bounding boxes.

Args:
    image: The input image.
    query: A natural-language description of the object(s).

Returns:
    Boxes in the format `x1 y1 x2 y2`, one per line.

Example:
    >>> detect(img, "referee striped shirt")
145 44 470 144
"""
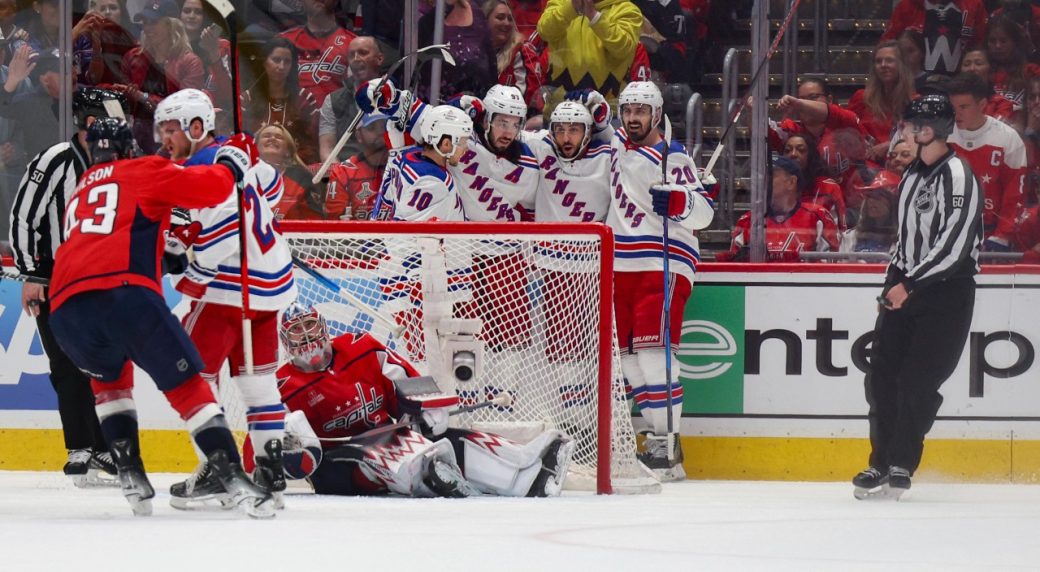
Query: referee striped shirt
890 149 984 291
7 137 90 279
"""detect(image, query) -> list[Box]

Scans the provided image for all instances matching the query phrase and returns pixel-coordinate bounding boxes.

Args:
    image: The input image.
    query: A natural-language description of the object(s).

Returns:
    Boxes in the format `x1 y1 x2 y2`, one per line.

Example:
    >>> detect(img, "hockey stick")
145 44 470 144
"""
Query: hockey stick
204 0 255 375
315 394 513 443
312 44 456 184
703 0 804 177
0 270 49 285
291 255 406 337
660 114 677 462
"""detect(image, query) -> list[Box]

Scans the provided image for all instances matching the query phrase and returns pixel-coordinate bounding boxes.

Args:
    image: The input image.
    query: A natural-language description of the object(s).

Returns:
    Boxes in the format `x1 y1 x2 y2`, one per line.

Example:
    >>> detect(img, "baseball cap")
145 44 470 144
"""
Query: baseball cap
133 0 179 23
360 112 390 128
772 155 804 189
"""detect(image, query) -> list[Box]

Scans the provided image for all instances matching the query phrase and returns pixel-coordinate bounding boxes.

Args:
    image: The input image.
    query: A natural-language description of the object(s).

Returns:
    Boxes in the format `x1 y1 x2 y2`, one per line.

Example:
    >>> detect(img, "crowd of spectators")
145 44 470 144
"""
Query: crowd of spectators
7 0 1040 264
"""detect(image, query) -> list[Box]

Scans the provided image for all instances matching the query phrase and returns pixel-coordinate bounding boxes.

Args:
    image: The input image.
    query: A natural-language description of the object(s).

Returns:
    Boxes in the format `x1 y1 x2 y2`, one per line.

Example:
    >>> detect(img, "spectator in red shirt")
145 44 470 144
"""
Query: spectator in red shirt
485 0 544 115
986 13 1031 116
509 0 546 36
882 0 988 75
960 47 1020 129
280 0 356 106
783 133 848 231
717 156 839 262
846 41 916 163
1021 73 1040 199
840 176 900 254
179 0 231 115
315 113 391 221
767 77 863 155
255 123 321 220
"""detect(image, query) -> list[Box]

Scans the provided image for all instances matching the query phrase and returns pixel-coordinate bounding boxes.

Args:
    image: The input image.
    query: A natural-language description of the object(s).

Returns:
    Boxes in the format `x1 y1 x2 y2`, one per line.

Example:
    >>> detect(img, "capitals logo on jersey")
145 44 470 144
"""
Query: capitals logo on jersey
322 383 385 433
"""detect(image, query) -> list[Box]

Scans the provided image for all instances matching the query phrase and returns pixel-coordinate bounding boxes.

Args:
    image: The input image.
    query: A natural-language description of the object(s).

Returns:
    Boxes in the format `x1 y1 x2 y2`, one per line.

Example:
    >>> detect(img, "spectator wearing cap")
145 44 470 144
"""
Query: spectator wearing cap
717 156 840 262
319 35 384 163
538 0 642 103
242 36 320 165
314 112 391 220
840 173 900 254
117 0 204 154
882 0 988 76
280 0 356 107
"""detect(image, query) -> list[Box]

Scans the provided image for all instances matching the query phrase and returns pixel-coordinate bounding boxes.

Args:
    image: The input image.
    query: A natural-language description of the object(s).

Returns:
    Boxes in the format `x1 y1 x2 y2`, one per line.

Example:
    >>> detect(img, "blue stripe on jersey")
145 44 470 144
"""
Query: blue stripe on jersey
216 262 293 279
209 280 295 297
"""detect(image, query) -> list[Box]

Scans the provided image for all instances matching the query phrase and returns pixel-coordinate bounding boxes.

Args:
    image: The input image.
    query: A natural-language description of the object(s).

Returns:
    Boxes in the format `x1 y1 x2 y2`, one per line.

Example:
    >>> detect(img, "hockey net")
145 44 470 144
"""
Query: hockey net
279 221 659 494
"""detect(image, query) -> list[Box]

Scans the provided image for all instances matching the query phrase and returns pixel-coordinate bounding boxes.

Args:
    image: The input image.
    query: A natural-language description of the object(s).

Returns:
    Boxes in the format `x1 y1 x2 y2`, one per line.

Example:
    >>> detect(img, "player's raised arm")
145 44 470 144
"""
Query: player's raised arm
143 134 258 212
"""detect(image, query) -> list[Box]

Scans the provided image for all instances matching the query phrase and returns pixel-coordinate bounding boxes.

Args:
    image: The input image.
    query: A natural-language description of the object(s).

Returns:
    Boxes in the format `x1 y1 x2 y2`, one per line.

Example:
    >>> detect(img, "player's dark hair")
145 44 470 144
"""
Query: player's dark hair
946 72 992 101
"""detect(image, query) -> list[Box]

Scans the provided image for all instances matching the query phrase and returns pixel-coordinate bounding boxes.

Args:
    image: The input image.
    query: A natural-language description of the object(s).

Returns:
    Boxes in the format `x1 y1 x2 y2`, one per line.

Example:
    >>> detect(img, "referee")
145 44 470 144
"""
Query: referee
7 87 125 486
852 94 983 500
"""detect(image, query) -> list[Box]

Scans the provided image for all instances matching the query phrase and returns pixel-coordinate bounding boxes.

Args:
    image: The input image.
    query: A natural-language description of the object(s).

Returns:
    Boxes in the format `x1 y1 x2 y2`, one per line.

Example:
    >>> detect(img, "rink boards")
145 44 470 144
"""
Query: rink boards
3 263 1040 482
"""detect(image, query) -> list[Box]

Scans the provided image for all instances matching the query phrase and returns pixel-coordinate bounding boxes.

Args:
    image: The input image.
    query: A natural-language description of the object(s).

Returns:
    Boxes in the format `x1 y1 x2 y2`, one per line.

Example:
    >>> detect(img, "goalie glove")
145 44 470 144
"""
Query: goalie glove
650 183 692 219
565 88 611 132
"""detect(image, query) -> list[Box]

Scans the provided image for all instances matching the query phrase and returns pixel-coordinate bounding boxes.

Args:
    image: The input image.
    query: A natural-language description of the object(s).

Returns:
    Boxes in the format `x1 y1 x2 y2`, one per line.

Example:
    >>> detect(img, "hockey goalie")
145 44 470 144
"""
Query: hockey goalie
242 305 576 498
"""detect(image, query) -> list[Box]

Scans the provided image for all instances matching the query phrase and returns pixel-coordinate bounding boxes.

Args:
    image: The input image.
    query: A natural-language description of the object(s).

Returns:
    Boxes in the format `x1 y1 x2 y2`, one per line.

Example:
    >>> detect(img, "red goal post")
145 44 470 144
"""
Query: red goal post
280 221 660 495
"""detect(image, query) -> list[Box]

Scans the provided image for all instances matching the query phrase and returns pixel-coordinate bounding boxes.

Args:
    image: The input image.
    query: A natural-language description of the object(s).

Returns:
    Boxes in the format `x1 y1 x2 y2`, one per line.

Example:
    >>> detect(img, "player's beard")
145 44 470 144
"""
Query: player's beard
626 120 651 145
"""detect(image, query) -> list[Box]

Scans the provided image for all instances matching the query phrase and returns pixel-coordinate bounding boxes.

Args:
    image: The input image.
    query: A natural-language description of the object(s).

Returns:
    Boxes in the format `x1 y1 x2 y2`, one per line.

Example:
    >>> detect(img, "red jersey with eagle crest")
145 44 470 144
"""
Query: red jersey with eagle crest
275 333 420 445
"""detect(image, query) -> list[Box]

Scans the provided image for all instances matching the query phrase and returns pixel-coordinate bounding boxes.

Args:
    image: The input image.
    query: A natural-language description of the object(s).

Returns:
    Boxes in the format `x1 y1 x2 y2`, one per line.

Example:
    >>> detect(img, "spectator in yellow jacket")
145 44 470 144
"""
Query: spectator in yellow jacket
537 0 642 106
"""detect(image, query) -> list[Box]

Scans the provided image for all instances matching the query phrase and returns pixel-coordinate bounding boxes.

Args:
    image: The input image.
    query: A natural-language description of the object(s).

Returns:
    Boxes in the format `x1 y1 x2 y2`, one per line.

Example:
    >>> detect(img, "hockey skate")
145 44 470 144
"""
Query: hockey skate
852 466 907 501
638 433 686 482
423 457 482 498
207 449 276 519
252 439 287 510
169 461 234 511
886 466 912 500
109 439 155 517
527 437 576 497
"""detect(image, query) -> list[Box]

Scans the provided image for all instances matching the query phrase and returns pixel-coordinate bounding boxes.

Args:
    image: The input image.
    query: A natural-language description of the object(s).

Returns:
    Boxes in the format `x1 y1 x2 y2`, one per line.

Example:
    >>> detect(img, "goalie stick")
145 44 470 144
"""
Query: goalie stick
312 44 456 184
702 0 805 177
315 394 514 443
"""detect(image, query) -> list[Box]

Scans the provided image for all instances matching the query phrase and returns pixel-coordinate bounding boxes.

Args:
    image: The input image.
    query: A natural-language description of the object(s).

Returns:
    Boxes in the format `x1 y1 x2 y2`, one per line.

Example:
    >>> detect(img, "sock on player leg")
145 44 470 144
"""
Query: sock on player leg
636 349 683 436
92 363 139 447
233 374 286 457
164 375 239 462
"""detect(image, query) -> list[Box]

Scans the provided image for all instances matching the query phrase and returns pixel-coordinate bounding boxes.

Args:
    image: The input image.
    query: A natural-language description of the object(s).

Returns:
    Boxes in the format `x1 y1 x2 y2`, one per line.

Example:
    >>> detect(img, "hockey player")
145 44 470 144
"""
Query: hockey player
377 105 471 221
47 118 275 518
157 91 296 511
606 81 715 481
154 88 225 165
252 305 575 498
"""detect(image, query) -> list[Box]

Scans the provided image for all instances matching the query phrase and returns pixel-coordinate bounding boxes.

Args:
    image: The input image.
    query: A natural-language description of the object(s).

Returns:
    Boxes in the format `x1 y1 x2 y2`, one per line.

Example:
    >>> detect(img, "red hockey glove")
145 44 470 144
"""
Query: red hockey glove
650 184 689 218
357 78 400 114
215 133 258 183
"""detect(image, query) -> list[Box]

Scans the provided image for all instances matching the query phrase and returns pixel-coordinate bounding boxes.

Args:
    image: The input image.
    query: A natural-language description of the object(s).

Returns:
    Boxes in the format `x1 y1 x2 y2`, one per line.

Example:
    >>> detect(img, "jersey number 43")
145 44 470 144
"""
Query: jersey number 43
64 183 119 240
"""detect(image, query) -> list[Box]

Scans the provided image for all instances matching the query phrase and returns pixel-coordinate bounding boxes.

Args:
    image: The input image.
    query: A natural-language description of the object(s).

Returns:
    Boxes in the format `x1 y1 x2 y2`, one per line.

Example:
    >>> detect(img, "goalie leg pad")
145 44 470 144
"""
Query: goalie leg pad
457 429 566 497
353 428 459 497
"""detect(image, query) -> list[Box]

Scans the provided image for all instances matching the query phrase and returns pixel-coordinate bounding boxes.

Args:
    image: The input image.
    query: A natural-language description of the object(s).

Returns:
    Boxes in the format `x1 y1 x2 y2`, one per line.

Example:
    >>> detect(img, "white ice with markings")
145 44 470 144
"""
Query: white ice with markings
2 471 1039 571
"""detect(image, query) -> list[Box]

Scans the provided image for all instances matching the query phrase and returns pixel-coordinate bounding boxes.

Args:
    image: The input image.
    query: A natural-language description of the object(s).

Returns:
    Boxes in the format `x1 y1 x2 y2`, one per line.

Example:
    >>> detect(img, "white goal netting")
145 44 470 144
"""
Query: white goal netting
281 221 659 494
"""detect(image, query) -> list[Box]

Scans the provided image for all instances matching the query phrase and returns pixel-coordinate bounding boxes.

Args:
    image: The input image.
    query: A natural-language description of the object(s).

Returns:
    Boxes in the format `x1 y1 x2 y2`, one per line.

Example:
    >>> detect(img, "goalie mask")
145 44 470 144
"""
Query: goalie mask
279 304 333 372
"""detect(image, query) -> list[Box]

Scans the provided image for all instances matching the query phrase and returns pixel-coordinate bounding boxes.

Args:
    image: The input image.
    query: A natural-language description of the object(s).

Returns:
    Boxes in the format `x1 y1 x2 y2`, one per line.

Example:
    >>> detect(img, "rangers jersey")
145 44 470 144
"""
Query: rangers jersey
382 147 465 221
525 131 613 223
606 129 715 283
948 116 1026 243
186 161 297 311
280 25 355 106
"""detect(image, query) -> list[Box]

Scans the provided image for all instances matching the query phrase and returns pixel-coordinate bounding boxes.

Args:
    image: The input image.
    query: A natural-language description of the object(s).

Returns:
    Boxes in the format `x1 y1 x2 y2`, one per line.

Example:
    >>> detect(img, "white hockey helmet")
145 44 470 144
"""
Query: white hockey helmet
548 101 593 160
618 81 663 128
153 88 216 144
279 304 333 372
420 105 473 159
483 84 527 120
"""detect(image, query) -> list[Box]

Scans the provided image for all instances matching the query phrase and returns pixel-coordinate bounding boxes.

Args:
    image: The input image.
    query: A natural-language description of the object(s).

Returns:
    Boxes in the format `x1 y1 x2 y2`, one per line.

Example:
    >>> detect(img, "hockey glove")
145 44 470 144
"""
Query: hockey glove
357 78 400 115
164 220 202 256
448 94 485 121
421 408 450 437
697 169 719 199
174 263 213 299
650 183 689 218
215 133 257 183
565 88 611 132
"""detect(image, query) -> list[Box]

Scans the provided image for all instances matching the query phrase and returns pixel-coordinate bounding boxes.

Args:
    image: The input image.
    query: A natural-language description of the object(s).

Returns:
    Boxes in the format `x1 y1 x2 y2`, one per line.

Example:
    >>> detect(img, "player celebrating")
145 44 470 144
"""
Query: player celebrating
255 305 575 498
154 90 296 511
606 81 715 481
46 118 274 518
378 105 472 221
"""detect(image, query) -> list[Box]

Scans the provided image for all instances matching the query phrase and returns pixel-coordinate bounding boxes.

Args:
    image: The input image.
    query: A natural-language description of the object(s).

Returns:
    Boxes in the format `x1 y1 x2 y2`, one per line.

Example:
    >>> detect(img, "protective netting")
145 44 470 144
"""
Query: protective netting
283 222 659 494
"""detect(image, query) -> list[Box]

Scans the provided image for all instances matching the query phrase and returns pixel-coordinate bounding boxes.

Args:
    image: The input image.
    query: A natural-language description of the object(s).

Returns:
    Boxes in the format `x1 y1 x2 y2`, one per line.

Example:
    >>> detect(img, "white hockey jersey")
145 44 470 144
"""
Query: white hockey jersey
607 128 715 283
381 146 466 221
524 131 613 223
187 160 297 311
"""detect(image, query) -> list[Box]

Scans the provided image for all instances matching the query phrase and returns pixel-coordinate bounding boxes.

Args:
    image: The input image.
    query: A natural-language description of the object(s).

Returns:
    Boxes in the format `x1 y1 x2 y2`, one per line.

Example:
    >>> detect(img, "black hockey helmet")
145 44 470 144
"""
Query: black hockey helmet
903 94 954 138
73 87 129 131
86 117 135 165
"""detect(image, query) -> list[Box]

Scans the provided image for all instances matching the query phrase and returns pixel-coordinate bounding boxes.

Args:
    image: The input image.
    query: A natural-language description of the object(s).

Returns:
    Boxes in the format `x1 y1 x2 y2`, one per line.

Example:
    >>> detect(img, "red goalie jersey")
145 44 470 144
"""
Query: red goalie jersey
275 333 420 443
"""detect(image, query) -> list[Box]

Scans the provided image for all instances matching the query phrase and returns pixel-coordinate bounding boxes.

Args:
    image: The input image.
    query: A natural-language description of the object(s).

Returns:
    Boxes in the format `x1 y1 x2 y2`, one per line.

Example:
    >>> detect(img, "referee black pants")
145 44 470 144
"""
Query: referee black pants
865 276 975 474
36 297 106 452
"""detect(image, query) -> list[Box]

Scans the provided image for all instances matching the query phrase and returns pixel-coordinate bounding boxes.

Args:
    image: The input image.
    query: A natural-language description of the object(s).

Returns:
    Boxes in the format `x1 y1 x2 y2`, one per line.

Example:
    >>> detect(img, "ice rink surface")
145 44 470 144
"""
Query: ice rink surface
2 471 1039 572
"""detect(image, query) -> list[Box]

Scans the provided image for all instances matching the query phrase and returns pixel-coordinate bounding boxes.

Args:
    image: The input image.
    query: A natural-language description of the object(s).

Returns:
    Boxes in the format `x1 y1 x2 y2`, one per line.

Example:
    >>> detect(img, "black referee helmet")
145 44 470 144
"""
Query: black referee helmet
904 94 955 139
73 87 129 131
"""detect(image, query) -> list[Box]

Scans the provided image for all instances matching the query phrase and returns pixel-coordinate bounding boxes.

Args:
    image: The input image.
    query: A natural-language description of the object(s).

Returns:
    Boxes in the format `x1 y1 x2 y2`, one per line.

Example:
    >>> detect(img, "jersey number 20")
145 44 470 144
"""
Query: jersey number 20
64 183 118 240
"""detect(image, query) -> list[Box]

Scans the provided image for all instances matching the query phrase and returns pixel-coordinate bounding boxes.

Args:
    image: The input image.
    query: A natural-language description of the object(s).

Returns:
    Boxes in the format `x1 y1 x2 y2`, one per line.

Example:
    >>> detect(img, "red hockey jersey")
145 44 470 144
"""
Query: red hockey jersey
280 25 356 106
50 157 234 310
719 202 840 262
275 334 421 445
882 0 988 75
325 155 386 220
948 116 1027 242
